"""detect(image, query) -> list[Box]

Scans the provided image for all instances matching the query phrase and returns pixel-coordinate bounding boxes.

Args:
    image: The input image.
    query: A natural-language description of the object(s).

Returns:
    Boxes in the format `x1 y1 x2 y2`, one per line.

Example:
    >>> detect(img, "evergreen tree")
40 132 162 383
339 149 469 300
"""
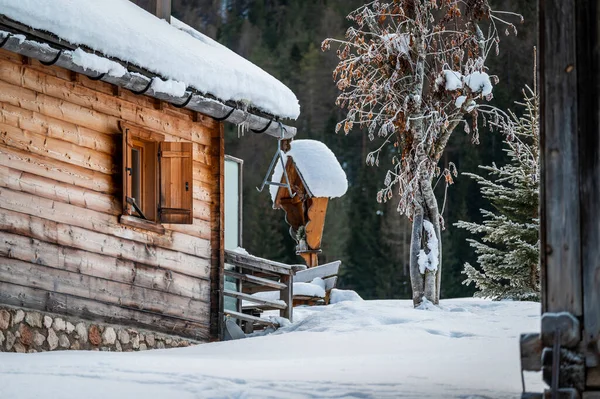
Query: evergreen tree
455 84 540 300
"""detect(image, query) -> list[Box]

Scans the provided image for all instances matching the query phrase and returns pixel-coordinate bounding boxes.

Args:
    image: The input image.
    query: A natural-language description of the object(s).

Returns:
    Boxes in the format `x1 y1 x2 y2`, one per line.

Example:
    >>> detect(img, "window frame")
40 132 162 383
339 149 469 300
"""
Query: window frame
119 122 194 233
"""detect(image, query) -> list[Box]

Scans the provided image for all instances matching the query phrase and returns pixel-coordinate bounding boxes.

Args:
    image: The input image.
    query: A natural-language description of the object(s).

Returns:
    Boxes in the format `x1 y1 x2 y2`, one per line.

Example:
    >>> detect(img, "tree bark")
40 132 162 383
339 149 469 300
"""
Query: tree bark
409 208 425 305
409 172 443 307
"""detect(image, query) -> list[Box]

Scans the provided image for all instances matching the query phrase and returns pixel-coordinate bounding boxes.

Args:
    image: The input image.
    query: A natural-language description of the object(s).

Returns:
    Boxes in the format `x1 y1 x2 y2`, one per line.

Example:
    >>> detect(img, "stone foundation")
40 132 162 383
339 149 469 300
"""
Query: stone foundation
0 305 198 353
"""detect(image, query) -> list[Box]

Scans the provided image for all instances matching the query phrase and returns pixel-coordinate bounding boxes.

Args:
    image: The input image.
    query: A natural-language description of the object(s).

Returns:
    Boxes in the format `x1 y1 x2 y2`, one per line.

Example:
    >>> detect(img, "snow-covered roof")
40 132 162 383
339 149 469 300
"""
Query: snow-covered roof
270 140 348 202
0 0 300 120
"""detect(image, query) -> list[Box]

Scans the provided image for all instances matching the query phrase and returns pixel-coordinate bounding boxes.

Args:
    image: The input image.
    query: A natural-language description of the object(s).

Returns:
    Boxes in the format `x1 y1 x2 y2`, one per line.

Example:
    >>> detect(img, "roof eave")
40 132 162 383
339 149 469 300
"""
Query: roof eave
0 15 296 139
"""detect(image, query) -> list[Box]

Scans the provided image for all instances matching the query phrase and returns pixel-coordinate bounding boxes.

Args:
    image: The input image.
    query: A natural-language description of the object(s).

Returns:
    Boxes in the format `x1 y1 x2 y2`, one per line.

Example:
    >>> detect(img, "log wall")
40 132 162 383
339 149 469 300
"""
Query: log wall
0 48 223 342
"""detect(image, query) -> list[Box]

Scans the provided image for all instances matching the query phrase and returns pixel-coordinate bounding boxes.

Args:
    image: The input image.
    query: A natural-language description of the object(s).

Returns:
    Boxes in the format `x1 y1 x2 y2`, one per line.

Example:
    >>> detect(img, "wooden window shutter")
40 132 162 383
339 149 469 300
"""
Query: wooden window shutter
122 127 133 215
159 141 193 224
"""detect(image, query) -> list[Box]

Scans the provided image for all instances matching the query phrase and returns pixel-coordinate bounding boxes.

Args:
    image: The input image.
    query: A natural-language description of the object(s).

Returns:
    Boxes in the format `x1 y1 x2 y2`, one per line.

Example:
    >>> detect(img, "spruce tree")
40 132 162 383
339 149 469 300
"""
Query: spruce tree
455 84 540 300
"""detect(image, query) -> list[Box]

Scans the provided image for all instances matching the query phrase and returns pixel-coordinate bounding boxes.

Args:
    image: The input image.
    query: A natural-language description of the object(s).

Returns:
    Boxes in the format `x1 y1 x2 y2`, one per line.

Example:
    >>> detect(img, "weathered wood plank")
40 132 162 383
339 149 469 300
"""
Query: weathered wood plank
280 273 293 320
2 167 121 215
0 143 116 194
224 310 277 327
294 261 341 283
0 186 210 259
576 0 600 370
306 197 328 251
0 100 117 155
223 289 287 310
193 161 217 185
539 0 583 315
210 121 225 340
224 269 287 290
0 208 211 280
0 231 210 301
0 79 118 135
0 121 118 174
224 250 294 276
0 59 213 145
1 166 211 239
0 281 209 340
0 256 210 321
587 367 600 388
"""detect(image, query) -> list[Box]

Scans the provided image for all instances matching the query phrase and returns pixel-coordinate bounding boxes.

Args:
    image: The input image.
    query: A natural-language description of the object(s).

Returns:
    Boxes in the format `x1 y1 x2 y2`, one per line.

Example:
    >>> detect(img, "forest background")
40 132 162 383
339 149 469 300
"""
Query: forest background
139 0 538 300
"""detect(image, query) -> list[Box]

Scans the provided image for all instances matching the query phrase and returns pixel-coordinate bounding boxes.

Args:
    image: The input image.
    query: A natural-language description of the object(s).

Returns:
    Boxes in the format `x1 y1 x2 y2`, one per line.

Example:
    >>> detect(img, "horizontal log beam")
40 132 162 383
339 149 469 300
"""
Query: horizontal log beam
0 186 211 259
0 231 210 301
1 166 211 240
0 100 117 155
0 280 209 340
0 120 118 175
223 289 287 310
0 29 296 139
0 207 211 280
0 256 210 321
0 143 115 194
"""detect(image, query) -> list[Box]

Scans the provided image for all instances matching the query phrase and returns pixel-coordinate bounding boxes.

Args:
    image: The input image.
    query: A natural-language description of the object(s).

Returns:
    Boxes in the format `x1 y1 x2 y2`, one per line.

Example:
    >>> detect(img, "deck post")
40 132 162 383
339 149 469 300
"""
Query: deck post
280 272 293 322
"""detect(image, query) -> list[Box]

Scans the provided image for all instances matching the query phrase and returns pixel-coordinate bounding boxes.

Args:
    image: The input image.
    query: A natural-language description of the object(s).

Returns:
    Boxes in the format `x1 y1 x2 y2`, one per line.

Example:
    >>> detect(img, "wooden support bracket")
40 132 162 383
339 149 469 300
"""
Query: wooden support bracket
542 312 581 348
521 333 543 371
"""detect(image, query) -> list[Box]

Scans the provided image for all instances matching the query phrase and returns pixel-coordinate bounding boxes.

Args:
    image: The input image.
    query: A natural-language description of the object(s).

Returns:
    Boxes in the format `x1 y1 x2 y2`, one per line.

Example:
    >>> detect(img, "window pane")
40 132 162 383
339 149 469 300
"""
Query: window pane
224 159 241 250
131 147 142 211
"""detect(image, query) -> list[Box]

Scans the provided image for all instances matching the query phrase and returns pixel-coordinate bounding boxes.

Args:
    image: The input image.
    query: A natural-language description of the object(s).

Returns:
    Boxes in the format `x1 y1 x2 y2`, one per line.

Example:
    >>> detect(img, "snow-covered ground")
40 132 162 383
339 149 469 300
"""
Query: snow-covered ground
0 298 543 398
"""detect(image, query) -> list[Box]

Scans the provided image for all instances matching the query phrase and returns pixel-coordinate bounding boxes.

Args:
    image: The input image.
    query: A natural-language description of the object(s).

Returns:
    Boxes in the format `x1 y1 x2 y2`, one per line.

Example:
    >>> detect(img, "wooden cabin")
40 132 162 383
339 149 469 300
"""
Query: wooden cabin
0 0 299 351
269 139 348 267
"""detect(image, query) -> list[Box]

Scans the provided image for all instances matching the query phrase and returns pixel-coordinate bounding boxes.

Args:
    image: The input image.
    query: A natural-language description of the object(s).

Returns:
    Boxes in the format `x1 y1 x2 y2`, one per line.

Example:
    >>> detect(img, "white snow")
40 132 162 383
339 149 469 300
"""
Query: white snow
455 95 467 109
418 220 439 274
382 33 410 56
150 77 187 97
294 281 326 298
329 288 363 304
270 139 348 202
443 70 463 91
0 0 300 119
70 48 127 78
465 71 493 96
0 298 543 398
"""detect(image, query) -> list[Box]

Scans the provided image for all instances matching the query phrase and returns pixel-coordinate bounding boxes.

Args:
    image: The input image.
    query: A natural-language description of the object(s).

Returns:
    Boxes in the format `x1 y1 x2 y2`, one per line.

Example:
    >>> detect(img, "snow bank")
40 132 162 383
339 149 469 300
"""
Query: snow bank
329 288 363 304
270 140 348 202
0 0 299 119
0 299 543 398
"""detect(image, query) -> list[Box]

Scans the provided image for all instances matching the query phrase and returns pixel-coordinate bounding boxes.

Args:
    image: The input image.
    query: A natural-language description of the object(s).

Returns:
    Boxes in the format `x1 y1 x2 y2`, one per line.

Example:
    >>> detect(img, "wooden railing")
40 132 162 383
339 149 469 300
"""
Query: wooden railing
223 250 303 329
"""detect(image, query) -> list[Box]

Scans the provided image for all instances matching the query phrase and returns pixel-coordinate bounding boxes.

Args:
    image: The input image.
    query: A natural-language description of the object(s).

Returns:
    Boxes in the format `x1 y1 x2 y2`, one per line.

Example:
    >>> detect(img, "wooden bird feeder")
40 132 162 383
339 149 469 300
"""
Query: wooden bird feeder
270 140 347 268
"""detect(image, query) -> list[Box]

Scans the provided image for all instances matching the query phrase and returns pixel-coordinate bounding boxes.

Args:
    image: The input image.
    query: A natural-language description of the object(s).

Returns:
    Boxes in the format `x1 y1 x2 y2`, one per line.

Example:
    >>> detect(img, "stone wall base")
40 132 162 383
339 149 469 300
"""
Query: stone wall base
0 305 199 353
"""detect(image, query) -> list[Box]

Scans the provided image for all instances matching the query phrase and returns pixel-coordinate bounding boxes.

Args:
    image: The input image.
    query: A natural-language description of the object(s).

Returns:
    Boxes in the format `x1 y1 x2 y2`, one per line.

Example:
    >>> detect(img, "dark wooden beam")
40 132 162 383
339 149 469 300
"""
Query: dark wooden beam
153 0 171 21
575 0 600 370
539 0 583 317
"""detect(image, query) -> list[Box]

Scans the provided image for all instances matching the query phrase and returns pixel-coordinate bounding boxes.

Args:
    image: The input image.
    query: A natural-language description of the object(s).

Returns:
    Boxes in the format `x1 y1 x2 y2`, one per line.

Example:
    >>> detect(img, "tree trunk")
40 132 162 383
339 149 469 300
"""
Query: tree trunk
409 176 443 307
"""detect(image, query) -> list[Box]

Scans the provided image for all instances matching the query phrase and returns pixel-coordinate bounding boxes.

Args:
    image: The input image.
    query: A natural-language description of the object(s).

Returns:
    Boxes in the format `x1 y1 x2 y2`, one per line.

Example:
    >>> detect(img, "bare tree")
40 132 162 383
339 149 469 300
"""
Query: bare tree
323 0 521 306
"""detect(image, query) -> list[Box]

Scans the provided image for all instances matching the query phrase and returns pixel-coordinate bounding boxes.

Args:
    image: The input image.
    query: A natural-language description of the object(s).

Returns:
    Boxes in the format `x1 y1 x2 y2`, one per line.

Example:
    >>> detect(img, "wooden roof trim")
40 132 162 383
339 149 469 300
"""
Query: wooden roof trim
0 19 296 139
